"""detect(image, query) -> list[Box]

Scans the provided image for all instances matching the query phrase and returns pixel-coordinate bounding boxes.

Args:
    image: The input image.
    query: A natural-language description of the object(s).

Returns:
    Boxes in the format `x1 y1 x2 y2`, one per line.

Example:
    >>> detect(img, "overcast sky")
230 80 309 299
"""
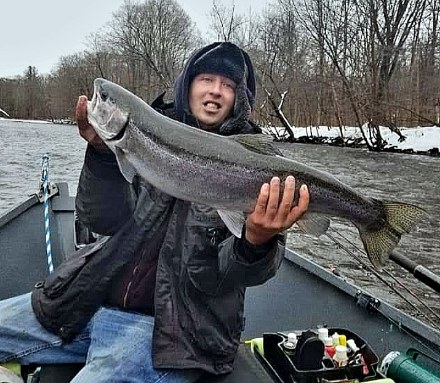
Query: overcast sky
0 0 267 78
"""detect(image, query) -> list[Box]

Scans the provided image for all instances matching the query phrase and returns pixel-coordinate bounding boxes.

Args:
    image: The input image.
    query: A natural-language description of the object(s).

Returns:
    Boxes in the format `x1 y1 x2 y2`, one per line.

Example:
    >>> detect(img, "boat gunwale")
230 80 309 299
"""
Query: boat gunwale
284 248 440 350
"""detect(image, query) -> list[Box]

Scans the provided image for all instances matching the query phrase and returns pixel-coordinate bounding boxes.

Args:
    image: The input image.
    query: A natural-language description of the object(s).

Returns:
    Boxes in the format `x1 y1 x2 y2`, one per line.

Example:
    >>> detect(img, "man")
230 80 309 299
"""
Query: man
0 42 308 382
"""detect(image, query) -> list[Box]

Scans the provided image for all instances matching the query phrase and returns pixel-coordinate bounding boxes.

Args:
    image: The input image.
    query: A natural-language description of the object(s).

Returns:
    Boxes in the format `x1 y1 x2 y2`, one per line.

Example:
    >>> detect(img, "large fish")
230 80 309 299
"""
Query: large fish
87 78 425 270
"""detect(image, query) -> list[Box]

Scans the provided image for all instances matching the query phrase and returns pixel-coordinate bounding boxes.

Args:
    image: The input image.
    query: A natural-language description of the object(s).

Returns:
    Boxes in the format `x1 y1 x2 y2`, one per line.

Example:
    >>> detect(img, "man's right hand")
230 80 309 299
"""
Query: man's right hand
75 95 108 150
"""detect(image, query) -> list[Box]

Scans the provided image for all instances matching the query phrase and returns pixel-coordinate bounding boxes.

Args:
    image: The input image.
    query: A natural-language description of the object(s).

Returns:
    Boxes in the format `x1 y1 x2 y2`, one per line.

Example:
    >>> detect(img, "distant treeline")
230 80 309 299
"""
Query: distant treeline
1 0 439 147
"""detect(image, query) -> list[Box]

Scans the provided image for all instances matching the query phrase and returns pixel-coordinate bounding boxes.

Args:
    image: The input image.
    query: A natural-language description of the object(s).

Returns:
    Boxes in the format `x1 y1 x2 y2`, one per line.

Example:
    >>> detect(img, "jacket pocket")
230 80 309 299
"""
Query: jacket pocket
185 204 230 294
40 236 110 298
182 280 245 355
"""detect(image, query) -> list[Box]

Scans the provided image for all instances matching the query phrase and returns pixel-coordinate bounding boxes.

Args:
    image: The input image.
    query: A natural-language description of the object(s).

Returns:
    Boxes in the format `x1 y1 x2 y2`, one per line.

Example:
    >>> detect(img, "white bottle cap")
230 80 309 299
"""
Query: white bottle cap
317 328 329 341
334 345 348 362
347 339 359 353
324 337 333 347
287 333 297 344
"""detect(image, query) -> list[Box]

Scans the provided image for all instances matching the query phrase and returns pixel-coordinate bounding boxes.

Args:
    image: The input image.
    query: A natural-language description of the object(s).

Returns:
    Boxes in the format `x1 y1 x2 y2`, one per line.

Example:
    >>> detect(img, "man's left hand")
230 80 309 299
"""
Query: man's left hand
245 176 309 246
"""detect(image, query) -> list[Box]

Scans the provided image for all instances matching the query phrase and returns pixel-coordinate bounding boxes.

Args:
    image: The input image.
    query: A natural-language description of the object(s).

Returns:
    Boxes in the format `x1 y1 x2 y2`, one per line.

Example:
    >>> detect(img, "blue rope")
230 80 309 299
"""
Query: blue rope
40 153 54 274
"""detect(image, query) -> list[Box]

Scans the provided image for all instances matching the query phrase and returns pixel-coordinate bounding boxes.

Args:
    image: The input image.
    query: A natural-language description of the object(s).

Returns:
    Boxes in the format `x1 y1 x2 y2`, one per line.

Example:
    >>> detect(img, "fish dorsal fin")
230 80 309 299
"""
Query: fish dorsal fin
230 134 284 156
217 210 246 238
115 147 137 183
296 213 331 237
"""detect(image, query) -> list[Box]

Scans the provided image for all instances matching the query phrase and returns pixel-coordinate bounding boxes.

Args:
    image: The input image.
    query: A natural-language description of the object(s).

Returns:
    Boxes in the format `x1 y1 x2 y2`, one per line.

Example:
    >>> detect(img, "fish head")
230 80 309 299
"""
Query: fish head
87 78 130 143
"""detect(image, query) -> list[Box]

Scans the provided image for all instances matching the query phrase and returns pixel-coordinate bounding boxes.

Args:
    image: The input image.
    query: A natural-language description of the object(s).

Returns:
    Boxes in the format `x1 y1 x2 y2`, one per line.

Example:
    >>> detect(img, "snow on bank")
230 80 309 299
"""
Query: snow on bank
383 127 440 151
0 117 51 124
2 117 440 153
263 125 440 153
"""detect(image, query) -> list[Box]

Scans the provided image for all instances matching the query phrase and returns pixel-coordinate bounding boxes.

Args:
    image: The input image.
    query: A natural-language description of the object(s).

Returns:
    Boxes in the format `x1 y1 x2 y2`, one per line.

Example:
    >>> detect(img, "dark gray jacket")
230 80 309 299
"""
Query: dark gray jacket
73 142 285 374
34 42 286 375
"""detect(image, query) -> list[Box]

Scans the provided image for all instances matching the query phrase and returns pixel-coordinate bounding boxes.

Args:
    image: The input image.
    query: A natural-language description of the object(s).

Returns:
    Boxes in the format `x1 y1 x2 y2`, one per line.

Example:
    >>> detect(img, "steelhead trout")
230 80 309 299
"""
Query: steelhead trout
87 78 425 270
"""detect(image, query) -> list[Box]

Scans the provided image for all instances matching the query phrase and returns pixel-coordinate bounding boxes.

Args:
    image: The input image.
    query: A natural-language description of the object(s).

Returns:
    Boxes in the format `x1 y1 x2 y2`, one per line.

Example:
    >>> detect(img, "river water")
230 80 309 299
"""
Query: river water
0 120 439 327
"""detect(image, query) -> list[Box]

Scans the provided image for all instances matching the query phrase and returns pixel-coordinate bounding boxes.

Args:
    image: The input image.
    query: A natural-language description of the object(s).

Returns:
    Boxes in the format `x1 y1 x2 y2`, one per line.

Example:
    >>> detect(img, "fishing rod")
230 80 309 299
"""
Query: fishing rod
326 230 440 360
325 231 440 330
323 227 440 295
390 250 440 295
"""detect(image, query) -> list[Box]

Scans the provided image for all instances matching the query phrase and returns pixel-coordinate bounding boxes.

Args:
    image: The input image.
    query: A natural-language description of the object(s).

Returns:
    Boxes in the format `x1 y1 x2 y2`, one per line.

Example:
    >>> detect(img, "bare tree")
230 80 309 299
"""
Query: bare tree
364 0 427 146
17 67 47 119
415 0 440 125
293 0 375 147
106 0 199 99
1 0 438 127
291 0 430 149
252 0 313 138
210 0 246 42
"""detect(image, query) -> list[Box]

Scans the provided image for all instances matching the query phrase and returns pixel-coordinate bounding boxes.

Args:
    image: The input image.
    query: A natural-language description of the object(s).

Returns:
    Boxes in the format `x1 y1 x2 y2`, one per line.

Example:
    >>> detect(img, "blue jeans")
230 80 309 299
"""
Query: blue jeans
0 293 201 382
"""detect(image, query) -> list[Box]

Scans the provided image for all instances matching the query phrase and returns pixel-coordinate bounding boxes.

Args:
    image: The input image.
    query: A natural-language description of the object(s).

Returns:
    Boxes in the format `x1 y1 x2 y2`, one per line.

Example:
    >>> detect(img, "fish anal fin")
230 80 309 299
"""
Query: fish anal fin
296 213 331 237
115 147 137 183
217 210 245 238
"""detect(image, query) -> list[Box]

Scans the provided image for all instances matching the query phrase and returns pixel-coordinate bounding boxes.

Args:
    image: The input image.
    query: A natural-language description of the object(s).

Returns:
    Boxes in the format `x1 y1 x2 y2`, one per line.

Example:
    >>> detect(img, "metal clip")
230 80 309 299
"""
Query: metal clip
355 290 380 312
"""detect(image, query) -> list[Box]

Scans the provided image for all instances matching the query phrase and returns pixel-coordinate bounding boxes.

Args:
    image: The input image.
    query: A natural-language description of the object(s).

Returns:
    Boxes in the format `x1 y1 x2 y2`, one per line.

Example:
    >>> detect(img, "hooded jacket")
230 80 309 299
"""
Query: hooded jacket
32 42 286 375
172 41 257 135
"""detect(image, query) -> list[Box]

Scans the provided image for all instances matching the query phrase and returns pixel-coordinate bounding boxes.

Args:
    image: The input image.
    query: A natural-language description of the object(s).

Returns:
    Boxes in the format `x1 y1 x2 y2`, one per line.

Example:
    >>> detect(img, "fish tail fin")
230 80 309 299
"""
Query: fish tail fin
359 200 426 270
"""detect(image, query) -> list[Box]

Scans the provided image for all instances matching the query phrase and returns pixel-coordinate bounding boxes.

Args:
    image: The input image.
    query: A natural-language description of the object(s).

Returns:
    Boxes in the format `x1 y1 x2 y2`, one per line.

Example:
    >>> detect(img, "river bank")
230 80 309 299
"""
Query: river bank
3 117 439 156
264 125 440 157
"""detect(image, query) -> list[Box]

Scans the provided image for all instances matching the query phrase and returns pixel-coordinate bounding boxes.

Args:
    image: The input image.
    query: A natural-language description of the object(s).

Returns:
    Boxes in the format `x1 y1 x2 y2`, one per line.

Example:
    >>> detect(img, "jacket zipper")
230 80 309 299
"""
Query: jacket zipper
123 263 140 308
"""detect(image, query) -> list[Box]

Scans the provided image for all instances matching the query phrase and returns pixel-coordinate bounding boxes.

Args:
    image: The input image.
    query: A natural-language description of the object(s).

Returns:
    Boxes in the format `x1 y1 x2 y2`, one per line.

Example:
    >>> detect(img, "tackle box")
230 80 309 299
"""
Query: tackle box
254 327 379 383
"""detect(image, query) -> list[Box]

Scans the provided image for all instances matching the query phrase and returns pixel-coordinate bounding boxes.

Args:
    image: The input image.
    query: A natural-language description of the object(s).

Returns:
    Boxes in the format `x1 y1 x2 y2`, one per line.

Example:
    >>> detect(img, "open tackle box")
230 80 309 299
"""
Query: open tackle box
252 328 379 383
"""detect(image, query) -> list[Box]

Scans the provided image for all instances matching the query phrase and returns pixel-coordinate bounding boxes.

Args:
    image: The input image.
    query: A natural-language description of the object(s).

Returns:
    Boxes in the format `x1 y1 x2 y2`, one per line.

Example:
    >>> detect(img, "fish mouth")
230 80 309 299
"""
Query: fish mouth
88 83 129 141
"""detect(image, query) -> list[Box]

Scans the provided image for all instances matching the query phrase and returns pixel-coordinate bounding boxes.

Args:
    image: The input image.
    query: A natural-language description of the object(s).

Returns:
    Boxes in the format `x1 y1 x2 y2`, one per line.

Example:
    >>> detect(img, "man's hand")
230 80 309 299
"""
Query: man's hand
75 95 107 150
245 176 309 246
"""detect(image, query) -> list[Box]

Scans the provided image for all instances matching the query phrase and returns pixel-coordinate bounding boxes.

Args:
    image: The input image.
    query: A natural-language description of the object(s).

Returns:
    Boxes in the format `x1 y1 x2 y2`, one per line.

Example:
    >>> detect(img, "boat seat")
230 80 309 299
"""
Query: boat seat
30 344 275 382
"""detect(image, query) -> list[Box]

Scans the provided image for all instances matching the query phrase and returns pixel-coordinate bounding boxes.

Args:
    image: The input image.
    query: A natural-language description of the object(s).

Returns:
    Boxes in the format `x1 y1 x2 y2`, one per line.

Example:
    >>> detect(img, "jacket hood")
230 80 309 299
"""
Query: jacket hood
173 42 257 135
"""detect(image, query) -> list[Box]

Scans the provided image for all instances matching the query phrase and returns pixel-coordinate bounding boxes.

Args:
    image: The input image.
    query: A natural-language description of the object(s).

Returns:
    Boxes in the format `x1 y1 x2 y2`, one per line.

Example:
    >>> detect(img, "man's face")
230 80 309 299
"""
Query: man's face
188 73 236 130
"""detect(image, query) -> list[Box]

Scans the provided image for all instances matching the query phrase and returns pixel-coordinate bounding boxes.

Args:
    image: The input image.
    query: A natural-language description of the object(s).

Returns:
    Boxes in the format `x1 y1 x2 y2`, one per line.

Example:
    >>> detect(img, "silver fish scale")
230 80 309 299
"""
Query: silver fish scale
123 124 270 211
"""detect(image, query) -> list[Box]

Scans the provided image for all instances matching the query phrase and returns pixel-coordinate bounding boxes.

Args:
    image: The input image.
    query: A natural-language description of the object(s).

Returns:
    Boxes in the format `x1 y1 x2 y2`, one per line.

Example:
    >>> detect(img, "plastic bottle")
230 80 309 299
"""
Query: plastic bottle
347 338 359 354
317 327 329 342
331 332 340 347
324 337 336 358
283 333 298 358
333 345 349 367
338 334 347 347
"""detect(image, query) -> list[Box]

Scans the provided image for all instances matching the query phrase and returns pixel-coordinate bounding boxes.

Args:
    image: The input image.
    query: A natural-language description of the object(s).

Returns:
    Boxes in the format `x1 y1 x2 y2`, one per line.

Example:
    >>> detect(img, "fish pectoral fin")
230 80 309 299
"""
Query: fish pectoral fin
359 199 426 270
217 210 246 238
230 134 284 156
296 213 331 237
115 147 137 183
